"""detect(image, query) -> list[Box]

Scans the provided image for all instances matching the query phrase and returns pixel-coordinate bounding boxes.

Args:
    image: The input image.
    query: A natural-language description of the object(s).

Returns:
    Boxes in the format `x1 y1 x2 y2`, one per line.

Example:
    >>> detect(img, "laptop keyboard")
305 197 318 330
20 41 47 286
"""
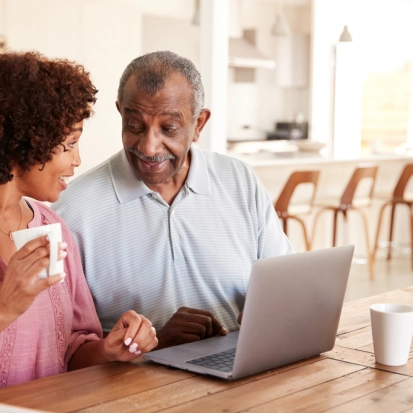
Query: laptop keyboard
185 348 236 372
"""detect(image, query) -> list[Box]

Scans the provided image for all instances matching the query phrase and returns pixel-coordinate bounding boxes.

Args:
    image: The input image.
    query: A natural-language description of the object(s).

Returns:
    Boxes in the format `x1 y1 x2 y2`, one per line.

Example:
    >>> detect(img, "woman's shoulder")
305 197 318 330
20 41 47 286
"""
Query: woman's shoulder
28 200 64 223
26 199 72 236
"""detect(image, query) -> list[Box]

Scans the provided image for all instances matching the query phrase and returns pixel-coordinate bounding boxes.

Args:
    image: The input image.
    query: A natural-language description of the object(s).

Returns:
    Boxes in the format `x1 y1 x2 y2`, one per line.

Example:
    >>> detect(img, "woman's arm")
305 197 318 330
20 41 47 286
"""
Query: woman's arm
53 214 158 370
68 310 157 370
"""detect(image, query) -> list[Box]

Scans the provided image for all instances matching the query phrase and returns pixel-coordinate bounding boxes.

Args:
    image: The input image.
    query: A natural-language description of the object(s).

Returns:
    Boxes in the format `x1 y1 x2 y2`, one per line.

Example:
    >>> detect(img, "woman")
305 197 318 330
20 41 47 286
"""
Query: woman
0 51 157 387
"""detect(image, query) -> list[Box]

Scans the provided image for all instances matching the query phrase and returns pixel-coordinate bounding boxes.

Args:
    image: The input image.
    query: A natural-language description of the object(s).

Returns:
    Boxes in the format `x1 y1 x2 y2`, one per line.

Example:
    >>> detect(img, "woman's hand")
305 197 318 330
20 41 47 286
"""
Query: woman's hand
103 310 158 362
0 235 67 330
68 311 157 371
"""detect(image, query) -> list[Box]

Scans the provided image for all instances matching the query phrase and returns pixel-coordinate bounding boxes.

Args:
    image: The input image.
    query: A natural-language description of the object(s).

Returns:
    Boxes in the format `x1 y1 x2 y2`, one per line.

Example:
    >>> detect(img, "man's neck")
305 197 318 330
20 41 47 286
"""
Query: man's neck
147 179 185 206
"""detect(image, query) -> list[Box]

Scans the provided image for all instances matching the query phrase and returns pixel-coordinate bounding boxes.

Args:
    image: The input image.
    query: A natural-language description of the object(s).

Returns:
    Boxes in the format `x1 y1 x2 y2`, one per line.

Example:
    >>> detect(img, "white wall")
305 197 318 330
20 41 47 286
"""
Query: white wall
2 0 235 174
2 0 148 176
0 0 5 38
2 0 312 176
142 15 200 66
9 0 385 177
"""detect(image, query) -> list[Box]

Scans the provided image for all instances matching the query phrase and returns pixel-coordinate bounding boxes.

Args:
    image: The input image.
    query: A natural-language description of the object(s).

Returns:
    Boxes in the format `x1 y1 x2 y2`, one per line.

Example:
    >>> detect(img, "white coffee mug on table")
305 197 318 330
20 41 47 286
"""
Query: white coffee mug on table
370 303 413 366
12 223 63 279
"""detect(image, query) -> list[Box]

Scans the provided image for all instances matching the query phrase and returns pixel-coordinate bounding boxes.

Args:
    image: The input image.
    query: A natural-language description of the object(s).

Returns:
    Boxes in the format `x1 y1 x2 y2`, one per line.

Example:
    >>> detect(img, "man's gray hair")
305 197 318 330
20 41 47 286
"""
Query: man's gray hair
117 51 205 119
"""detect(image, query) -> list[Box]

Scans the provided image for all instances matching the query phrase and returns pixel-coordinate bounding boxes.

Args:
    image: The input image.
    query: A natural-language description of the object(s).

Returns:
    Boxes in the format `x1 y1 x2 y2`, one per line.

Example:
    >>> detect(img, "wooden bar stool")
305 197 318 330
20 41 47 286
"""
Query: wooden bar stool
274 170 320 250
312 164 378 279
373 163 413 267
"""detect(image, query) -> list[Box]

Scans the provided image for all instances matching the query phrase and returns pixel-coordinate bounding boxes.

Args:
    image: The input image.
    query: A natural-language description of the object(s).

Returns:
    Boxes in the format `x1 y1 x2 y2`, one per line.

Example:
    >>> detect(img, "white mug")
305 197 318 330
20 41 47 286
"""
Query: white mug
370 303 413 366
12 223 63 279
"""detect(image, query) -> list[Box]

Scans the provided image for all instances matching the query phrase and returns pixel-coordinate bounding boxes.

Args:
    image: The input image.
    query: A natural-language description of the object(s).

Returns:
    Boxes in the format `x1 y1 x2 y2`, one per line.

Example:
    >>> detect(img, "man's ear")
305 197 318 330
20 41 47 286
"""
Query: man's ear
116 101 121 114
193 109 211 143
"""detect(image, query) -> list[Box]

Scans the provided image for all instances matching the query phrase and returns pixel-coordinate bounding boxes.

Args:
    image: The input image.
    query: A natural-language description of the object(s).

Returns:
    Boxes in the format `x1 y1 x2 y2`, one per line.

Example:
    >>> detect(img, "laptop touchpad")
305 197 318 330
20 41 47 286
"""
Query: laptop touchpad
181 330 239 356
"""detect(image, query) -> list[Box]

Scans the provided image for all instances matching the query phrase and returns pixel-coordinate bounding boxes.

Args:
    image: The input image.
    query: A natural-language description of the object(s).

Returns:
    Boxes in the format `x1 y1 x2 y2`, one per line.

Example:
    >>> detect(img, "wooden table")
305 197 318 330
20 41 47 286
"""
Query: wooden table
1 286 413 413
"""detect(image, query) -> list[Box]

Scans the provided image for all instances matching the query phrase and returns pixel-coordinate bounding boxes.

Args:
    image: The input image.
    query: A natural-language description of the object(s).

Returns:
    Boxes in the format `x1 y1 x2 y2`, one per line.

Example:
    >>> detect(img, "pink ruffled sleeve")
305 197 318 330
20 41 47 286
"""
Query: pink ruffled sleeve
52 213 103 365
63 221 103 364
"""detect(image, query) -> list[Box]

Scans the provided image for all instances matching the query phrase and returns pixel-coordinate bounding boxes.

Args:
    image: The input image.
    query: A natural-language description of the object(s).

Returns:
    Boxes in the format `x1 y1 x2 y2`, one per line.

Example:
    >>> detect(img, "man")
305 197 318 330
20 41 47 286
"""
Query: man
53 51 292 350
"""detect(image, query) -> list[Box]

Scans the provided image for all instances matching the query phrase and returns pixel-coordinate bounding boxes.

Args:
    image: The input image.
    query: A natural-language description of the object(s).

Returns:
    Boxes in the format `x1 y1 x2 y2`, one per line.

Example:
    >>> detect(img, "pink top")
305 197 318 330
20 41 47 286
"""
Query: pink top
0 199 102 387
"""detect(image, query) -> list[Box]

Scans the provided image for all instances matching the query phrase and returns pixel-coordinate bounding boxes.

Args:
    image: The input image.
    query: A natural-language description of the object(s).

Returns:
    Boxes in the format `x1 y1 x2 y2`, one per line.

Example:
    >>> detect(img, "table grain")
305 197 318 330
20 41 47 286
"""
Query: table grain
1 286 413 413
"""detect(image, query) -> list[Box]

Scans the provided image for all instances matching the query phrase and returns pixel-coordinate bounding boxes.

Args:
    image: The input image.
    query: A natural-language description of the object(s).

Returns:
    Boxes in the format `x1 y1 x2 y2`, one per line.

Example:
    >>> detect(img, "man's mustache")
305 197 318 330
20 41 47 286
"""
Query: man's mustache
128 148 176 162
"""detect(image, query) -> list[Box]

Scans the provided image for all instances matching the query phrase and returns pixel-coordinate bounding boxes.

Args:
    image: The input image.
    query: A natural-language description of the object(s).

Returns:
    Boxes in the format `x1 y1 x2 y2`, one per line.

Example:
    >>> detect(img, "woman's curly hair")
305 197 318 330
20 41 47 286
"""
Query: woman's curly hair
0 51 97 184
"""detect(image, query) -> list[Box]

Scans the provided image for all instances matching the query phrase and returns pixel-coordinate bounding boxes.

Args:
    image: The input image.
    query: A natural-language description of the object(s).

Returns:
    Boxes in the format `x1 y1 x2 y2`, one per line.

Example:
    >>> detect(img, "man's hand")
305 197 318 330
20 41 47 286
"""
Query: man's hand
155 307 227 350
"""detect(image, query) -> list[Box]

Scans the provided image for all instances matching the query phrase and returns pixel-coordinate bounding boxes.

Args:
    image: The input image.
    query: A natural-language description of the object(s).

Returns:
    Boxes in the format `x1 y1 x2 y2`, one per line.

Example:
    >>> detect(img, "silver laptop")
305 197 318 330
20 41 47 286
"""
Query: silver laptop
143 245 354 380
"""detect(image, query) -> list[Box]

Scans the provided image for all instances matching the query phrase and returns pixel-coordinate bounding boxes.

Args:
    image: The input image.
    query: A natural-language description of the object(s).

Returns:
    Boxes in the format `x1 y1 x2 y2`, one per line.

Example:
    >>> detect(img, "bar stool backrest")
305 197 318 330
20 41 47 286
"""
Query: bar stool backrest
340 165 378 207
275 170 320 216
393 163 413 199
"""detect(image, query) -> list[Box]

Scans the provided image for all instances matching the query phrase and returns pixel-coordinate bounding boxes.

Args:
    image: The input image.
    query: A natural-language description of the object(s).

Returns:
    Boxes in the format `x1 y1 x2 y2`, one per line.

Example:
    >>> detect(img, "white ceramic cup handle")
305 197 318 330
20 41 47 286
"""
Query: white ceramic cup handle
47 231 58 276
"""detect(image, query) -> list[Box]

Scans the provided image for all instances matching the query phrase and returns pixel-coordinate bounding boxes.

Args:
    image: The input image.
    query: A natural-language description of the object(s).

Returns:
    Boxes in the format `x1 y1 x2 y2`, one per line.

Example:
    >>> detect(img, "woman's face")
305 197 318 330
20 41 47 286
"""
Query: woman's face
14 121 83 203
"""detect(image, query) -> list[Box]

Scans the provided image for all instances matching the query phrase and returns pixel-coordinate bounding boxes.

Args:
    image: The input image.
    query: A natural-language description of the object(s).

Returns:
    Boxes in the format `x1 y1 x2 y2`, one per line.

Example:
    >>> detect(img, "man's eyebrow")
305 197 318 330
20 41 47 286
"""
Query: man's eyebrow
160 111 182 119
123 107 182 119
124 107 140 115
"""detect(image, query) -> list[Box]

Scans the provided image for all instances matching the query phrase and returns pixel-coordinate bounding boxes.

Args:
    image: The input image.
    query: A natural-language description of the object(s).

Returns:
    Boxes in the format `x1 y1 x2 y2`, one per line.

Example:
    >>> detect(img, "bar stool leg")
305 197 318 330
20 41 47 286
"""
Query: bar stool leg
342 210 349 245
410 204 413 269
332 210 339 247
311 209 325 247
373 203 388 261
282 218 288 235
359 210 374 279
387 203 396 260
292 217 311 251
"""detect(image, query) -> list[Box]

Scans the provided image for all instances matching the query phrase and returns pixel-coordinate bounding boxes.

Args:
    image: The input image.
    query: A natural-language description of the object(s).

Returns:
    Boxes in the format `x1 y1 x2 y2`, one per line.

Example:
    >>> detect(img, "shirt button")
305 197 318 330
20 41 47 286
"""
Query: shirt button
174 234 179 240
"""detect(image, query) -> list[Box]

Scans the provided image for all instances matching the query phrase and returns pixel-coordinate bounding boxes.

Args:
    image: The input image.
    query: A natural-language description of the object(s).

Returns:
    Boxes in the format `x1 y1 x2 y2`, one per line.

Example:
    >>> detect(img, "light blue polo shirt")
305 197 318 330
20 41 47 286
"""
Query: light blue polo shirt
53 146 293 332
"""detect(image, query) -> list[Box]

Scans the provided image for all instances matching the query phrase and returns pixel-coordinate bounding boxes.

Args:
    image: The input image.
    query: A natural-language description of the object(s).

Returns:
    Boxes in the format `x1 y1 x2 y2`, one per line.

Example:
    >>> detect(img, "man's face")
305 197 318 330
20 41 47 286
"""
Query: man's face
117 73 209 189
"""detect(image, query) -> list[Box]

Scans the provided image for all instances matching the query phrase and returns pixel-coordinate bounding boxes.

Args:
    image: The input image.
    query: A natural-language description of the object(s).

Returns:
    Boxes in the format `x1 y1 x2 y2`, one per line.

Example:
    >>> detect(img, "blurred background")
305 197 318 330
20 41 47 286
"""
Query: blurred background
1 0 413 176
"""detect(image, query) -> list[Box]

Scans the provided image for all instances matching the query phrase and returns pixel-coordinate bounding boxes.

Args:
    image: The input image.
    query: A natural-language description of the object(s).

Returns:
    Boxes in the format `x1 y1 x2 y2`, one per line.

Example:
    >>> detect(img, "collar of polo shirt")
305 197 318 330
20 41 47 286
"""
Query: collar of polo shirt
110 146 211 204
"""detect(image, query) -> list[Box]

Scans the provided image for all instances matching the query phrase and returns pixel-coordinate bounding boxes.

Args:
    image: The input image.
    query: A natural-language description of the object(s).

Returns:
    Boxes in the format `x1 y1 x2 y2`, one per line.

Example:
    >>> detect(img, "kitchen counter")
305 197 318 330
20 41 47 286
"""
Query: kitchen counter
227 149 413 168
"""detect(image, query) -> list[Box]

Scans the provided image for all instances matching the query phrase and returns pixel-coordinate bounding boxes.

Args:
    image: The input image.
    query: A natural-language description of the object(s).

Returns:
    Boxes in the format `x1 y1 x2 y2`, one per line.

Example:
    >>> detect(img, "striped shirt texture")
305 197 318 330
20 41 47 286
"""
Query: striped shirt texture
53 146 293 332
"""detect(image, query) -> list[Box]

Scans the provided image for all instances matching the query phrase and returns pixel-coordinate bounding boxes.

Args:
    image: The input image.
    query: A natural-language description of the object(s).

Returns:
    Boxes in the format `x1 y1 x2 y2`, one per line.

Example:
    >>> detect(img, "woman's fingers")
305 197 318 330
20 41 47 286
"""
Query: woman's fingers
139 326 157 353
7 235 67 294
107 311 158 359
13 235 49 260
125 318 154 355
57 242 68 261
14 236 67 267
122 311 156 354
34 272 67 292
0 235 67 324
12 235 67 282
